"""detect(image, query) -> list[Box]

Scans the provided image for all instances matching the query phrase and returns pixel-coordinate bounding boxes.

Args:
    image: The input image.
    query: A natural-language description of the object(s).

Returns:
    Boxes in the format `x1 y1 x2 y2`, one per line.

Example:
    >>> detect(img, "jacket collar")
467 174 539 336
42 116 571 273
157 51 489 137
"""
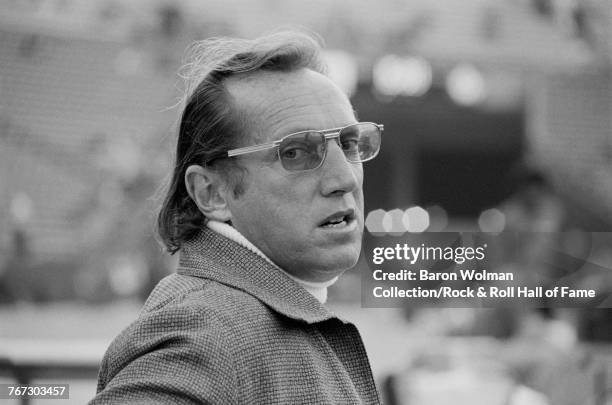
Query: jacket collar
177 227 337 324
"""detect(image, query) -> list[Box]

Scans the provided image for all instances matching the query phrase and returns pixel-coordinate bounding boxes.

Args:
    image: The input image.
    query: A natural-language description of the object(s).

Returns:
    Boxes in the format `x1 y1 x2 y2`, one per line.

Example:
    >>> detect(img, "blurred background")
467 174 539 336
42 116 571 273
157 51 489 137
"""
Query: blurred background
0 0 611 403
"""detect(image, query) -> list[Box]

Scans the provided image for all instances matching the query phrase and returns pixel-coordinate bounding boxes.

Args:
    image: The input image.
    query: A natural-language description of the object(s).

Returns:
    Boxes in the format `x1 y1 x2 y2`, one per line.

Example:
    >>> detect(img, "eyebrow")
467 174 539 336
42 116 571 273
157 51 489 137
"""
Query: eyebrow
279 120 358 137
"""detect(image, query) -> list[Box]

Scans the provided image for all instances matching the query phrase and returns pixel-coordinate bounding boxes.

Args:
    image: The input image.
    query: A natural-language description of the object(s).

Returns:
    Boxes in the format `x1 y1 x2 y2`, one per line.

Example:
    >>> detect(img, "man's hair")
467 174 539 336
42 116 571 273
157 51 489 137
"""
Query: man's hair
157 29 327 254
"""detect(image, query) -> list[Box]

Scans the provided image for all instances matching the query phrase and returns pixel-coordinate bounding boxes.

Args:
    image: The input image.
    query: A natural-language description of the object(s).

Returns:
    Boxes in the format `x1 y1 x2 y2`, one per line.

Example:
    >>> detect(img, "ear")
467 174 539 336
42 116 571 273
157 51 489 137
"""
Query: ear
185 164 232 223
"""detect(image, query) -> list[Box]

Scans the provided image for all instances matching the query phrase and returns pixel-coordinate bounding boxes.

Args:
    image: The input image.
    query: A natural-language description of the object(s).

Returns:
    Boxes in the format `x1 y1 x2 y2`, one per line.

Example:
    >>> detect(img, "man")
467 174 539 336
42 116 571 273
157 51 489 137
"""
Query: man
91 30 383 404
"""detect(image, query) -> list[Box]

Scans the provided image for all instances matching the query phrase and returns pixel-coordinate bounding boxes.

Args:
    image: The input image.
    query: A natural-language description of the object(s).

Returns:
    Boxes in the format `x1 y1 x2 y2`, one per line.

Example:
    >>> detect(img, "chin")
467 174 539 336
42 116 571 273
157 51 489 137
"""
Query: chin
318 246 361 273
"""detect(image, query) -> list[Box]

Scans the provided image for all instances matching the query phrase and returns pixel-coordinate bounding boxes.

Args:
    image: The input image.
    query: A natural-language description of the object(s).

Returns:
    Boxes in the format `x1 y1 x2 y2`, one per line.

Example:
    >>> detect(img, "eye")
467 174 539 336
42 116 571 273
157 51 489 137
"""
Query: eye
341 137 360 152
280 144 310 160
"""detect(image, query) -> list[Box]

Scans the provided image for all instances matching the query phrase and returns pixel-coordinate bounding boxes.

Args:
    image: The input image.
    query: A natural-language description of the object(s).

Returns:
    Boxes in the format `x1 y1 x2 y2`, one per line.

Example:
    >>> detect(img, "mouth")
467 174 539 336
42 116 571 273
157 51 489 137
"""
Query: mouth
319 209 356 229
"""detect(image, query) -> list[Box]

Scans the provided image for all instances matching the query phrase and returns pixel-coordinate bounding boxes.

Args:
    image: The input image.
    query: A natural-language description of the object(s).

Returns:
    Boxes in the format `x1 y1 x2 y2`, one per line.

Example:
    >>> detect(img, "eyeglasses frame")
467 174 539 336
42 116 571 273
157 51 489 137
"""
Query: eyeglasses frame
225 122 383 171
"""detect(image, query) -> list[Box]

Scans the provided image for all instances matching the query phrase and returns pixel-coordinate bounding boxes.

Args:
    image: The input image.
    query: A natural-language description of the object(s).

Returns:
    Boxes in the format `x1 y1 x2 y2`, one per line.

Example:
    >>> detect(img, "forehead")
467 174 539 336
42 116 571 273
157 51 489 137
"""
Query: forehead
225 68 356 142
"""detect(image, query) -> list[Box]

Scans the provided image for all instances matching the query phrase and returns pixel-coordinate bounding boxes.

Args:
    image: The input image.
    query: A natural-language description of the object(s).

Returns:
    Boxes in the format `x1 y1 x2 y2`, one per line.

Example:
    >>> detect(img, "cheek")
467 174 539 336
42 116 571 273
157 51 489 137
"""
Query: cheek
235 176 314 226
270 172 320 201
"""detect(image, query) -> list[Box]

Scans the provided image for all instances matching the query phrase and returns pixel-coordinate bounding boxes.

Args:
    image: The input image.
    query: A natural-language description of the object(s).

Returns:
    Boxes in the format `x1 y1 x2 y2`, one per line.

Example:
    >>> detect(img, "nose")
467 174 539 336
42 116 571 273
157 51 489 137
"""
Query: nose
319 139 362 197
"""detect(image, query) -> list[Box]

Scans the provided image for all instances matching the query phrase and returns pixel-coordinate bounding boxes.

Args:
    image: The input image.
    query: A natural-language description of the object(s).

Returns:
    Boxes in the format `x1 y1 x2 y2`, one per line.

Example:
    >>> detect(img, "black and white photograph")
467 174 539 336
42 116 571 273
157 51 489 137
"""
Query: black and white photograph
1 0 611 404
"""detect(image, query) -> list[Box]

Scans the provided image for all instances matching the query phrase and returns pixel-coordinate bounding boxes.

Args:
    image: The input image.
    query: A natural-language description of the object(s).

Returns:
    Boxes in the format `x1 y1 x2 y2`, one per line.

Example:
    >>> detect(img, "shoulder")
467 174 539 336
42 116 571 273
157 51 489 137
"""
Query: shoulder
101 273 277 372
100 281 230 374
95 275 249 403
141 273 273 323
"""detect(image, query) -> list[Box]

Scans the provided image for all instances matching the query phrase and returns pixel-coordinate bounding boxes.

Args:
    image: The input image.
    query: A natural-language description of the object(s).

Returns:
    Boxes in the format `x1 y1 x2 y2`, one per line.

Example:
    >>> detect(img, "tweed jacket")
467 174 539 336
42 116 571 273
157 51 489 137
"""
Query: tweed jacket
90 228 381 404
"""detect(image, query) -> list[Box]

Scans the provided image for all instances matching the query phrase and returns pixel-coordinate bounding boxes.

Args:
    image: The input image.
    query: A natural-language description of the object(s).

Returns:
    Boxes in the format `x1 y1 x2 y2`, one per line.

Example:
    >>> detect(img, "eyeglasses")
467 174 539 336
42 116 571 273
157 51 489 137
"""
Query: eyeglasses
224 122 383 172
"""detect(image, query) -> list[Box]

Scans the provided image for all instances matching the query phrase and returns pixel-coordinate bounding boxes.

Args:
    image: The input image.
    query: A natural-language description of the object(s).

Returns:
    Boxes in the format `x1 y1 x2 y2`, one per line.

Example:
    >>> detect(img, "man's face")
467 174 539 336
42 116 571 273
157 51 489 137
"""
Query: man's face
224 68 364 282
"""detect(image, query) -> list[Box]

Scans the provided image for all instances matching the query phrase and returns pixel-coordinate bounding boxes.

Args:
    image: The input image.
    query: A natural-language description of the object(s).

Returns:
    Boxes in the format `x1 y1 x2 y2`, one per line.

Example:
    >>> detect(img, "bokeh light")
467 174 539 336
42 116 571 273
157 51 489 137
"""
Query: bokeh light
365 208 387 234
9 192 34 224
478 208 506 233
373 55 432 97
385 208 406 235
446 63 486 106
426 205 448 231
403 206 430 233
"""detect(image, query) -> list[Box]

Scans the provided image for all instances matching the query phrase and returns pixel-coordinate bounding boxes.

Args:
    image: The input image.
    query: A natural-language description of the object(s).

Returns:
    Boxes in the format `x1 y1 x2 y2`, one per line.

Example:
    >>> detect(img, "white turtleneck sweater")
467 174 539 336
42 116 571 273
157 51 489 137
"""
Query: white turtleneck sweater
206 220 337 304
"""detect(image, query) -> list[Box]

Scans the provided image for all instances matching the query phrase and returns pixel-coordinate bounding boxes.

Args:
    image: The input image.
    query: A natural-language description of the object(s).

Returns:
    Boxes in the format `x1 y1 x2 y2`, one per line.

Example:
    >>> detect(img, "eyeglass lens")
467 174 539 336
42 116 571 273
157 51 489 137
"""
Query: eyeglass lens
278 123 381 171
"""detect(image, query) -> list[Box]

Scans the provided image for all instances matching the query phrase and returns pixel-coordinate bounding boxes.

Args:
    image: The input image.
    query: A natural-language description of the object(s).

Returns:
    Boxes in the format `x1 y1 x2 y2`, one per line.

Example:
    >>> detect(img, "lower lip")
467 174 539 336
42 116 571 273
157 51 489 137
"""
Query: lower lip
318 218 358 236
